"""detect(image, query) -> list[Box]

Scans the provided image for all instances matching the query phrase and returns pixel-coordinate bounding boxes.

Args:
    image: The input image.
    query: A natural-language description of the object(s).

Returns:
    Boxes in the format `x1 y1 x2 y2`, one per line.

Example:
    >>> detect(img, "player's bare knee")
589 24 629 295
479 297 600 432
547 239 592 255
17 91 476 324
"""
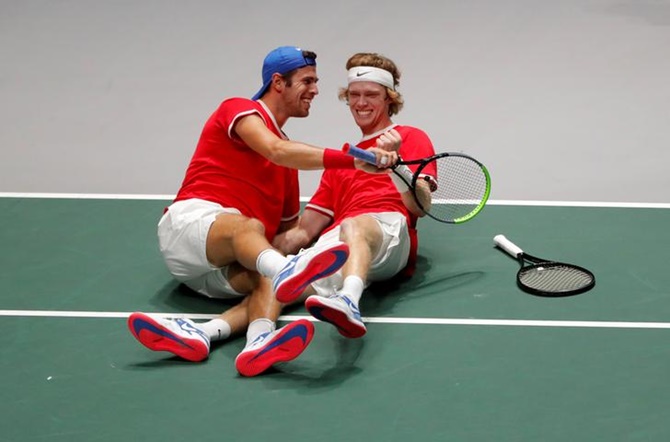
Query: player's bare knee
339 218 356 241
228 218 267 265
239 217 266 236
340 217 368 243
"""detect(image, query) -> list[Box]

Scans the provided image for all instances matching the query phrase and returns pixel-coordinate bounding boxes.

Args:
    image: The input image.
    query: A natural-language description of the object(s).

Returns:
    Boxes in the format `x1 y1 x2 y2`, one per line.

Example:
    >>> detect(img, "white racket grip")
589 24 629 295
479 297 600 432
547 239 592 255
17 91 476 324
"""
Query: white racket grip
390 170 411 192
493 234 524 258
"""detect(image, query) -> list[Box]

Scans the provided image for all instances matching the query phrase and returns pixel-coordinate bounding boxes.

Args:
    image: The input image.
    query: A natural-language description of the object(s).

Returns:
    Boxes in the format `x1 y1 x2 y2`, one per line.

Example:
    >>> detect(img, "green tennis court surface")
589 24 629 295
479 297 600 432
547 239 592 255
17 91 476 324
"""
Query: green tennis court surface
1 197 669 441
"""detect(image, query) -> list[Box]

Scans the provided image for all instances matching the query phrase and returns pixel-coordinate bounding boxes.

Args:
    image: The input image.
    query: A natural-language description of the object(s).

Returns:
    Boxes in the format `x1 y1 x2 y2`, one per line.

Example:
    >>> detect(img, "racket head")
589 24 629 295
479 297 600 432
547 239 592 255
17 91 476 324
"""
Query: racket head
516 259 596 297
413 153 491 224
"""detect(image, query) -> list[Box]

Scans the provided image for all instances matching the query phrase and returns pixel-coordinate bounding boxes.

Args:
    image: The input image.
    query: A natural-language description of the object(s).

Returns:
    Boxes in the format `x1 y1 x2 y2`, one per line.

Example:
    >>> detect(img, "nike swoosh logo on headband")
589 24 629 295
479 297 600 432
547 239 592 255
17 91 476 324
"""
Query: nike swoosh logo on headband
356 71 370 77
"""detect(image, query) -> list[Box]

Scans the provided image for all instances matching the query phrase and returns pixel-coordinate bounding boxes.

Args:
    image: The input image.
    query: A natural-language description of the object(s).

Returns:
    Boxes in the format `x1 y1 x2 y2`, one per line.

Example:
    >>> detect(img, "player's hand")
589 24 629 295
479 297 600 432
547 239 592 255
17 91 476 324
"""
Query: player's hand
354 148 398 173
375 128 402 153
272 227 311 255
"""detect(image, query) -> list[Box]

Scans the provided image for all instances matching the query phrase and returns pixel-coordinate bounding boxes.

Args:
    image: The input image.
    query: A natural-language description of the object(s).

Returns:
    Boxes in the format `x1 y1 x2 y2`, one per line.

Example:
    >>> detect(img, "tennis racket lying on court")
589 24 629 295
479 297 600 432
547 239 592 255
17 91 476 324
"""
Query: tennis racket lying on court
494 234 596 297
345 144 491 224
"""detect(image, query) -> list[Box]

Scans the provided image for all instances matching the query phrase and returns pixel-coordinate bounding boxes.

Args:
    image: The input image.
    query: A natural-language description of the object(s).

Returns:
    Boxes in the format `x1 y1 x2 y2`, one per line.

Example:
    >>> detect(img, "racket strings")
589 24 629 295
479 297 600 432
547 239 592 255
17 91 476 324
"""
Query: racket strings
430 156 488 222
519 264 594 293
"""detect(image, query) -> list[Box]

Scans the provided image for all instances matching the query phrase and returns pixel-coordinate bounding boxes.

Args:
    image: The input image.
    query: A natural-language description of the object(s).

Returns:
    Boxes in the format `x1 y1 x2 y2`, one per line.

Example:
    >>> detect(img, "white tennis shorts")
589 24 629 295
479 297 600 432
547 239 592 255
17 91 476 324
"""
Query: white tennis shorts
310 212 410 297
157 198 245 299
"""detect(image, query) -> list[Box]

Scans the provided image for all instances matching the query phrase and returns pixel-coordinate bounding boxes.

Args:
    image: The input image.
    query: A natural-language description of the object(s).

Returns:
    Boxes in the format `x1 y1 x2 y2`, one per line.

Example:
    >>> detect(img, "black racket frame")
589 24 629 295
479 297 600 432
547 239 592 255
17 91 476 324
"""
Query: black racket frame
516 253 596 297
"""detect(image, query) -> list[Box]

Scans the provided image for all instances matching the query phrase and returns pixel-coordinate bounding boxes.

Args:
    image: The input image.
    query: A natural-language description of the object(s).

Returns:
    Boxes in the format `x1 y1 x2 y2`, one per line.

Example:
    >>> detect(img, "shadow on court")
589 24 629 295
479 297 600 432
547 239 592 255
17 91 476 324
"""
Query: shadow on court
362 254 487 316
148 280 238 315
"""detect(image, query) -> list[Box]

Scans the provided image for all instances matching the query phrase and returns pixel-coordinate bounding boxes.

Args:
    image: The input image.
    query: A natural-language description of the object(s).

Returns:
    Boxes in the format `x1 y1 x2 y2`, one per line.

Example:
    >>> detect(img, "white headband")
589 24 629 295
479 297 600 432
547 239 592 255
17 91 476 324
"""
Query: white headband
347 66 395 90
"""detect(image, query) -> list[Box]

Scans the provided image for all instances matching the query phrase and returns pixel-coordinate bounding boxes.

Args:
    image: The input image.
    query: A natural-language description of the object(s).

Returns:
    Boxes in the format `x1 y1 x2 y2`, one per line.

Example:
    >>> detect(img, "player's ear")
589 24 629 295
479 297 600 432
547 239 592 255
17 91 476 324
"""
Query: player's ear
271 73 285 93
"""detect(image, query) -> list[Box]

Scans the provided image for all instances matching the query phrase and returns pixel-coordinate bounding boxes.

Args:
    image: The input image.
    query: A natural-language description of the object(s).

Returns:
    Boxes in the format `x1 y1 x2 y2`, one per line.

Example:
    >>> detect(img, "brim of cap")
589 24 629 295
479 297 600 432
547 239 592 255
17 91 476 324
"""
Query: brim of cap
251 80 272 101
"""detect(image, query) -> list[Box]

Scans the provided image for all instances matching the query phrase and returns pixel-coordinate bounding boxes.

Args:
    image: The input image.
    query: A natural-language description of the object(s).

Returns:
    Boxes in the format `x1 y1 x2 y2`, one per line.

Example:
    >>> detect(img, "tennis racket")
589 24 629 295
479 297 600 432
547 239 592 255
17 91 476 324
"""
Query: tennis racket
494 234 596 297
345 144 491 224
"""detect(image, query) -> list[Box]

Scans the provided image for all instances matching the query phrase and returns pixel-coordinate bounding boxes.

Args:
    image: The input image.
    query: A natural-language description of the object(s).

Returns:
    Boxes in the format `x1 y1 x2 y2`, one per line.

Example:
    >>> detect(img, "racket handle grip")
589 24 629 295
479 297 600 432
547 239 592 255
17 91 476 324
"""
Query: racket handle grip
494 234 524 258
344 143 377 164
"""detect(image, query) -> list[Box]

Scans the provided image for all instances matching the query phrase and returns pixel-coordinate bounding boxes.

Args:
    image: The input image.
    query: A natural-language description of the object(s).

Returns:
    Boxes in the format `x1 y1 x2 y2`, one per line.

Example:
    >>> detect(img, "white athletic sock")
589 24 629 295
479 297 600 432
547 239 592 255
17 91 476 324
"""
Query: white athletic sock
199 318 232 341
245 318 276 347
340 275 365 304
256 249 288 278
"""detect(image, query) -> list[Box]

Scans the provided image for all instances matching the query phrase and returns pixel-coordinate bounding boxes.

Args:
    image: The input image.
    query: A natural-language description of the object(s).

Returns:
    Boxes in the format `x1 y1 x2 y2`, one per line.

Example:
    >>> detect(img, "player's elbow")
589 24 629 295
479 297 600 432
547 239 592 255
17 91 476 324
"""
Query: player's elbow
264 140 292 166
410 205 428 218
401 193 427 217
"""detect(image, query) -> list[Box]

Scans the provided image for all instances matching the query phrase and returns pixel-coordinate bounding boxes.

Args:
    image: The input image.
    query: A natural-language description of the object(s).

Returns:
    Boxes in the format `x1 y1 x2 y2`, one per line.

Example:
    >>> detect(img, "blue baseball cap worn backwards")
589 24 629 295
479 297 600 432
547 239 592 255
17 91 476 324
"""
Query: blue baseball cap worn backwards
252 46 317 101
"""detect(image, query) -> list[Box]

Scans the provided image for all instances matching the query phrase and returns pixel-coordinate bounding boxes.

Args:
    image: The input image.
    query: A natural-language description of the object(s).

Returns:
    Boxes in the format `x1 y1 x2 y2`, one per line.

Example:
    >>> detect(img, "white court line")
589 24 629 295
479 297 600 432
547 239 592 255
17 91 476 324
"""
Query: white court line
1 193 669 209
2 310 670 329
0 193 174 200
490 200 670 209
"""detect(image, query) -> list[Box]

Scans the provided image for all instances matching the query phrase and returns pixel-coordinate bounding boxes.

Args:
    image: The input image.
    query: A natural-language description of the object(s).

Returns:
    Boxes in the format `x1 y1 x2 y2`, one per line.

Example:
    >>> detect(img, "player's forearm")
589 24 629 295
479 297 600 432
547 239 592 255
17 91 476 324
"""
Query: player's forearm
266 140 362 171
414 180 432 215
401 180 431 217
265 140 327 170
400 192 423 217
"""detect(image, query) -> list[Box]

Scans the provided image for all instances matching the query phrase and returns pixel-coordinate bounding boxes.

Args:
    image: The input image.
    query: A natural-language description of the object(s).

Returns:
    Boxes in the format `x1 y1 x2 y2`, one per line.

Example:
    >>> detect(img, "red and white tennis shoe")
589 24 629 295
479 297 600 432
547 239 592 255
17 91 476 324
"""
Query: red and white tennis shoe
235 319 315 377
272 241 349 303
127 312 210 362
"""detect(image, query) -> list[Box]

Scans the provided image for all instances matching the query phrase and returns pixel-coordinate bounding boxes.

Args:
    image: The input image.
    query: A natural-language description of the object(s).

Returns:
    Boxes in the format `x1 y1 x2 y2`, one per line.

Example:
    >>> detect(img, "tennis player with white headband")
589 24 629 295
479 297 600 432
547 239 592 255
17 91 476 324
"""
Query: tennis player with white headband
273 52 438 343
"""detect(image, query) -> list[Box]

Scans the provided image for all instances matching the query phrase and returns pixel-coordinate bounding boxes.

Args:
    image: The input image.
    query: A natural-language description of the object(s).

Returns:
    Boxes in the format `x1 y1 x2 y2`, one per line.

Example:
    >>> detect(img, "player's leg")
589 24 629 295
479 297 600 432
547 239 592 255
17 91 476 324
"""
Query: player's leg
207 211 349 303
304 216 381 338
127 265 255 362
193 264 259 341
129 200 257 362
305 213 409 338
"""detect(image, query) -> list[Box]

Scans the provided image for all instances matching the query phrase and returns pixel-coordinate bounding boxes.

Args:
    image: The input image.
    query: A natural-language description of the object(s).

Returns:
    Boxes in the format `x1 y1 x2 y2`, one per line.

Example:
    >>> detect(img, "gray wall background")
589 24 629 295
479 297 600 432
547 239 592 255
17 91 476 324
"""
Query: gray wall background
1 0 669 203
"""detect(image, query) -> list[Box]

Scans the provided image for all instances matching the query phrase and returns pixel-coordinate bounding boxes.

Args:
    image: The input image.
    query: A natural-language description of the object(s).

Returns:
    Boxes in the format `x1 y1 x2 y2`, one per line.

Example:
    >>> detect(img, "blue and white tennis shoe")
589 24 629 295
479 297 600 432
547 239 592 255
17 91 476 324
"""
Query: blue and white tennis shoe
305 293 367 338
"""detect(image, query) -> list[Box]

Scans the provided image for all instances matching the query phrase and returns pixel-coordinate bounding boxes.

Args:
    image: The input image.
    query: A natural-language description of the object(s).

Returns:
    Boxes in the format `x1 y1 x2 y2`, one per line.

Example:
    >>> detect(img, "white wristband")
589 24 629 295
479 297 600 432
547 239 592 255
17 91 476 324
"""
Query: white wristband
390 165 413 193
